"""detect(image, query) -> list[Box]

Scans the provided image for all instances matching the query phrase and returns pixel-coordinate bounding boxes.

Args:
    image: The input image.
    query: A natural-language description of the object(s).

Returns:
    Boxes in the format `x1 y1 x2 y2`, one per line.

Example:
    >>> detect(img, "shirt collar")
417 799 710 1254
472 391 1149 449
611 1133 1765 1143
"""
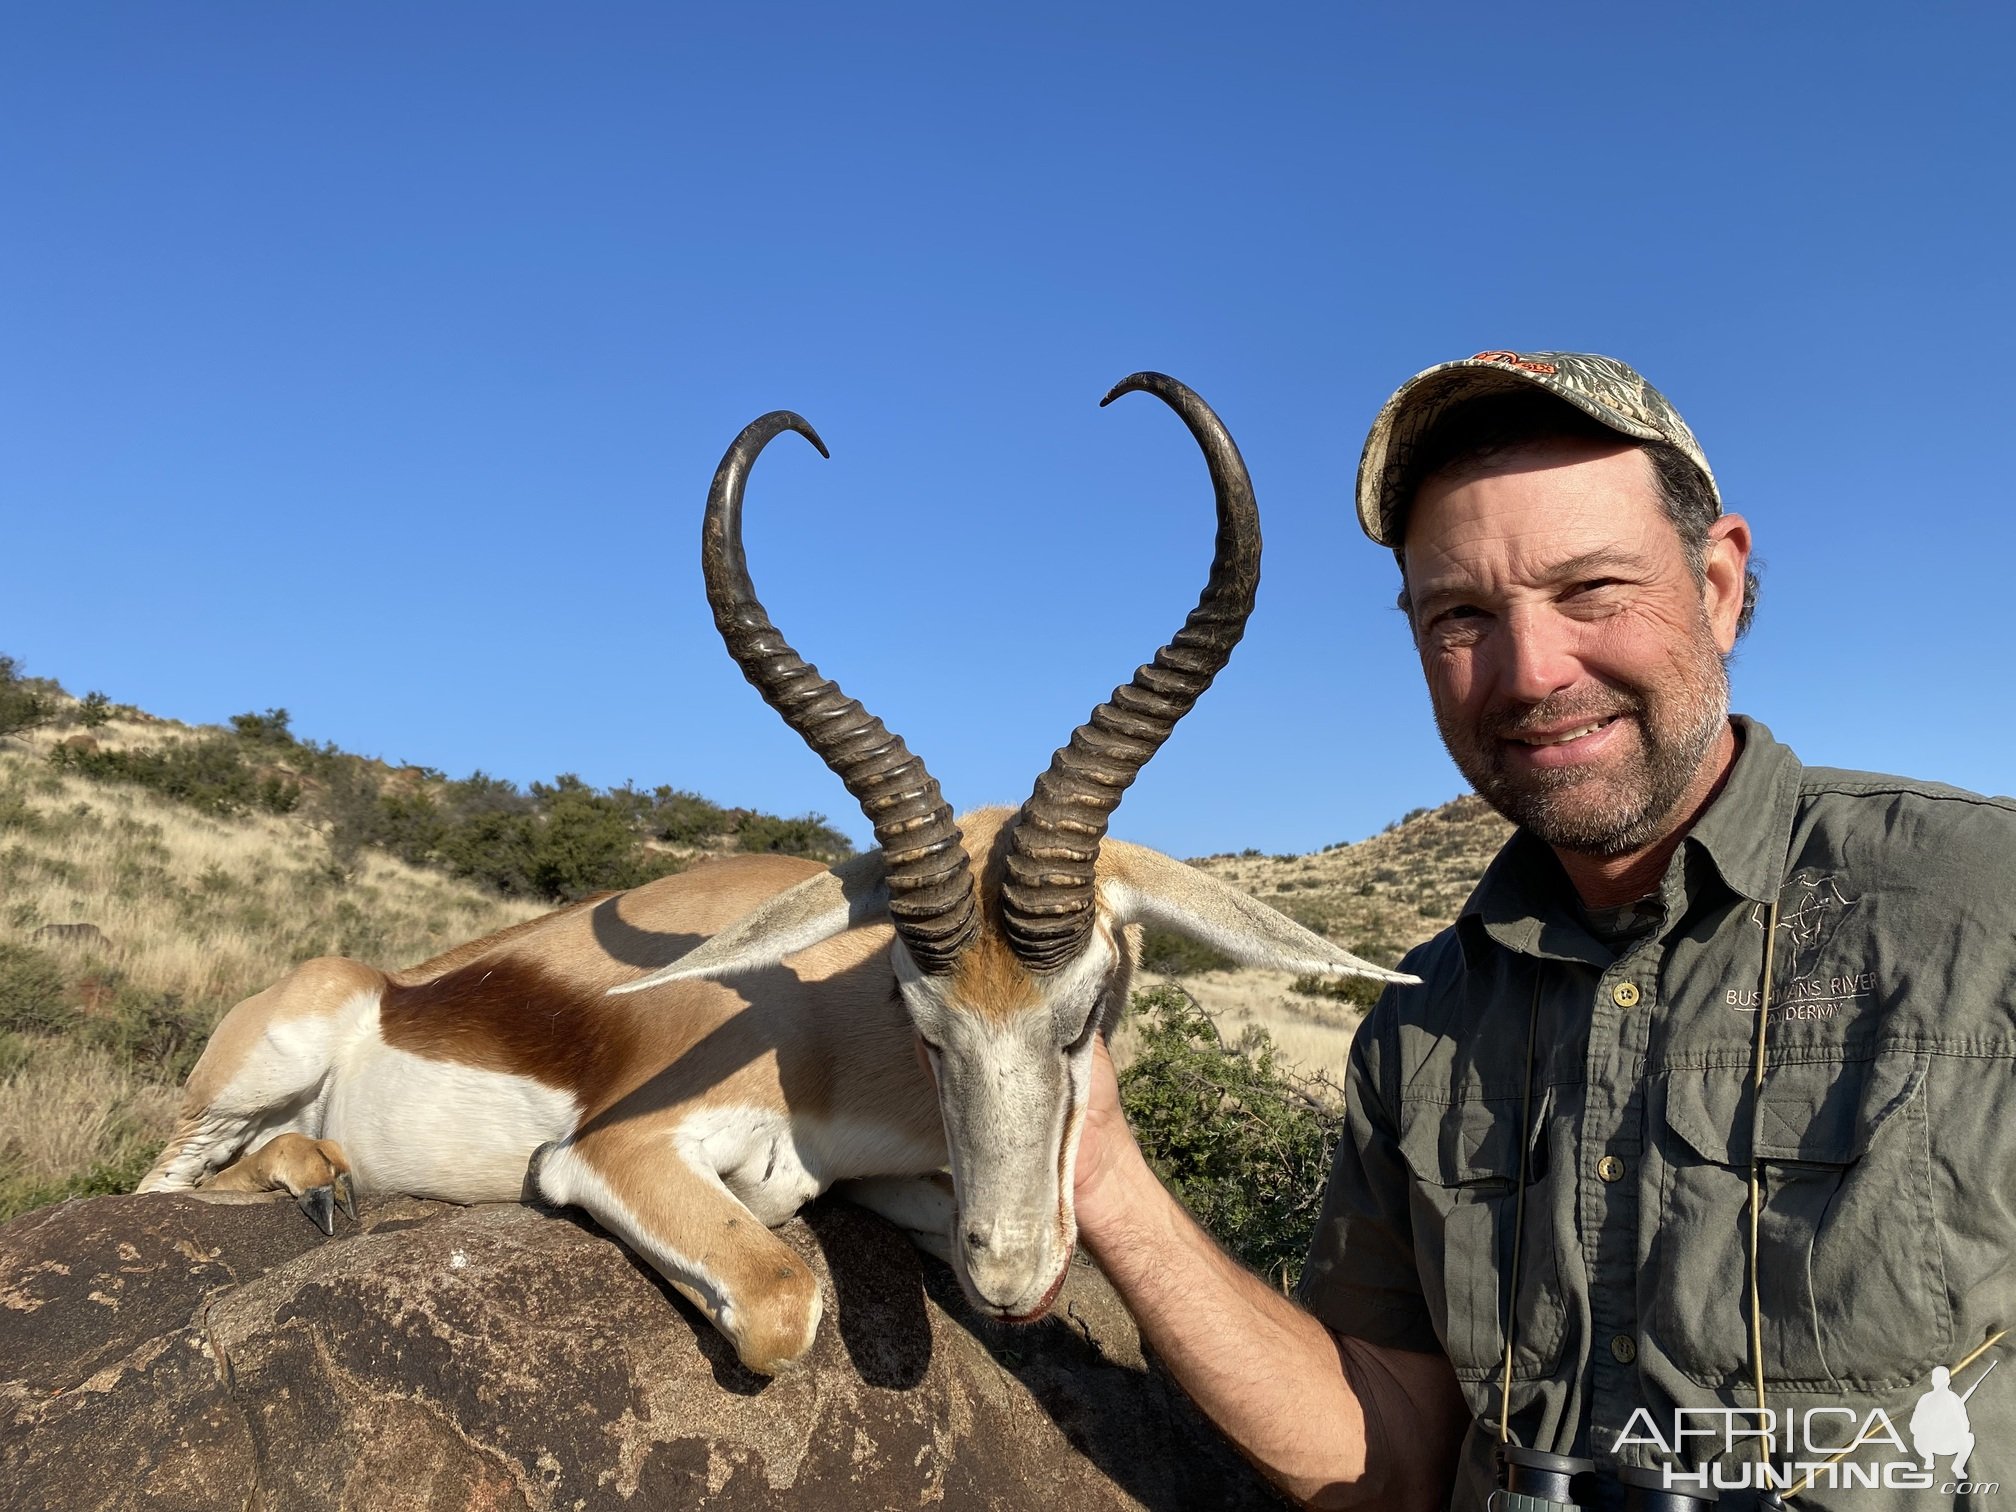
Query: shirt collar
1456 715 1803 967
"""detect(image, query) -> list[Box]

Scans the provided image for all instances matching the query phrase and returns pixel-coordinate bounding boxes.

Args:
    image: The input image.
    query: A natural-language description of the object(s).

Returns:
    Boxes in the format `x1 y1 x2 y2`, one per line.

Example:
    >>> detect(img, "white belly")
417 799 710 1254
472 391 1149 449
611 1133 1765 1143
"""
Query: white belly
325 1041 579 1202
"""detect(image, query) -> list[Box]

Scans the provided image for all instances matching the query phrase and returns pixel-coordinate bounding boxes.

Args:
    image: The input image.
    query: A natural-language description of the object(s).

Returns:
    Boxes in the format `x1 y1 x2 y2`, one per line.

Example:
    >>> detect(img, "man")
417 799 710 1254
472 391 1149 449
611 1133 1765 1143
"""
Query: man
1073 351 2016 1510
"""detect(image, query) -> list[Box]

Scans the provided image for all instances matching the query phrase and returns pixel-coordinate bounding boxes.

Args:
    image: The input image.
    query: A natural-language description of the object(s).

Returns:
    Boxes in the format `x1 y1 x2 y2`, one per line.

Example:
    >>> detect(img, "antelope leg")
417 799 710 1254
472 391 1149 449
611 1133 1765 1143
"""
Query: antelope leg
533 1130 824 1377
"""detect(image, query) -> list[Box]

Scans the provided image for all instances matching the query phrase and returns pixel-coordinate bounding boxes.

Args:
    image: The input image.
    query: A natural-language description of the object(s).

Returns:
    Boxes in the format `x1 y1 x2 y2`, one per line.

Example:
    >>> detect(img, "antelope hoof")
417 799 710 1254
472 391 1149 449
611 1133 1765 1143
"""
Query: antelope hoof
297 1184 338 1235
727 1282 824 1377
295 1172 358 1234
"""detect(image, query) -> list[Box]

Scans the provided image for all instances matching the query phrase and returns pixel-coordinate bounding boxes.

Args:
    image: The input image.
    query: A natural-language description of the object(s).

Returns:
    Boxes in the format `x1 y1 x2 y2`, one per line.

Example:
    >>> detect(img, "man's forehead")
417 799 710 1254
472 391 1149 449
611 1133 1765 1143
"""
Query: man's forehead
1402 444 1676 587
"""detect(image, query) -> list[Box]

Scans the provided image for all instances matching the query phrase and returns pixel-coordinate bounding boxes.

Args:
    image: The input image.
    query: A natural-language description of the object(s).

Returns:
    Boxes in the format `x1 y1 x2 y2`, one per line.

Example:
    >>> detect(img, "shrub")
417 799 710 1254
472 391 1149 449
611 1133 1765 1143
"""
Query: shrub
0 656 56 741
1136 927 1234 977
76 691 114 729
652 788 733 846
1290 972 1385 1009
530 784 663 900
82 983 205 1082
50 735 301 817
0 943 69 1035
733 811 851 860
229 707 295 745
1118 984 1344 1288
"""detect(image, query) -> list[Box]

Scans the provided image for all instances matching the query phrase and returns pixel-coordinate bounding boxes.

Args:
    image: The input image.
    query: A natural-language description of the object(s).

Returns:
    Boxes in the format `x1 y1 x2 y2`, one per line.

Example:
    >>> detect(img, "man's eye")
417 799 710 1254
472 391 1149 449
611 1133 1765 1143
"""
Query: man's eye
1428 606 1489 643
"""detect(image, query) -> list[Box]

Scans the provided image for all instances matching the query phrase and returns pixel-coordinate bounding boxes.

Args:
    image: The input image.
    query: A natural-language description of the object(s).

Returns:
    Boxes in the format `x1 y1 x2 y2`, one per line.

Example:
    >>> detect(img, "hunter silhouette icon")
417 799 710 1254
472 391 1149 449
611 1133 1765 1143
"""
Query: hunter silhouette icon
1910 1362 1992 1479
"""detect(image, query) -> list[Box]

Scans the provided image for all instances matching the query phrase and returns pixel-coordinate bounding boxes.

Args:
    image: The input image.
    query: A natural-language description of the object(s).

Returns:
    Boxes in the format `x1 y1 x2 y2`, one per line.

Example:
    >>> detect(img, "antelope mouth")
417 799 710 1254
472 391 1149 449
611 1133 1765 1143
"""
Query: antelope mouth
997 1248 1075 1324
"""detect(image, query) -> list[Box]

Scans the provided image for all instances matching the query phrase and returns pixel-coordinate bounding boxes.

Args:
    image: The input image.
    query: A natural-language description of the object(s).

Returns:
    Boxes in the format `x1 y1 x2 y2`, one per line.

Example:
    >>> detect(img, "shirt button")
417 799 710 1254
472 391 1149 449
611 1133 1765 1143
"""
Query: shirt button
1612 981 1641 1008
1597 1155 1626 1183
1611 1334 1637 1364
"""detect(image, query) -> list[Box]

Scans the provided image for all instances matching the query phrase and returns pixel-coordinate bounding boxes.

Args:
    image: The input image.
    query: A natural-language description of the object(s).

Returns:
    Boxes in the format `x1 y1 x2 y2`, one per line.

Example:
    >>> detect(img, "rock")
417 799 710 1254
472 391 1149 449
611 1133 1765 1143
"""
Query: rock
0 1193 1287 1511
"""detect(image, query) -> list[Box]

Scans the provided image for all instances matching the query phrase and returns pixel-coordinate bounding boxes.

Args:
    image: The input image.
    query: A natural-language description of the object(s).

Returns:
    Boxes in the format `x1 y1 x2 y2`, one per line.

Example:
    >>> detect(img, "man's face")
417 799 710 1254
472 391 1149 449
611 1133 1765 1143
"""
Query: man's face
1401 437 1749 857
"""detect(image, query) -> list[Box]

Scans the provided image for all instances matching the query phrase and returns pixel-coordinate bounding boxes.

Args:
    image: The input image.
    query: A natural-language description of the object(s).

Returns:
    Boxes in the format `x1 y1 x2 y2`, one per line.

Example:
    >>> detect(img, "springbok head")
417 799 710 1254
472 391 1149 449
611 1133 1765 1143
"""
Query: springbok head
623 373 1412 1322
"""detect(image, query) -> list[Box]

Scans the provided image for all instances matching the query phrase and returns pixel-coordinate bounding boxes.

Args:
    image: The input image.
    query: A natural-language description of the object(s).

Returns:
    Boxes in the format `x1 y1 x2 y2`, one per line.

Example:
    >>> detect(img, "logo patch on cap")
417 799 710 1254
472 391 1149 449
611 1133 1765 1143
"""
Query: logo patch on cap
1470 350 1559 376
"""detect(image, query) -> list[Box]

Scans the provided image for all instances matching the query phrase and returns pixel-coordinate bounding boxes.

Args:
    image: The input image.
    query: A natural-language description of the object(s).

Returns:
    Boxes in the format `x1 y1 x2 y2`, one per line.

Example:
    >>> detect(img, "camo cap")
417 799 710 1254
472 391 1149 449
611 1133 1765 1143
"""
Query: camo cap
1355 350 1720 546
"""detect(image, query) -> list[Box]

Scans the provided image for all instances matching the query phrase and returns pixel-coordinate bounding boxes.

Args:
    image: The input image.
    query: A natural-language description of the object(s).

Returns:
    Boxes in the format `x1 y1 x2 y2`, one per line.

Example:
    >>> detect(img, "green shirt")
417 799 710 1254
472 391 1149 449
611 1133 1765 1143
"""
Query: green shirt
1299 719 2016 1511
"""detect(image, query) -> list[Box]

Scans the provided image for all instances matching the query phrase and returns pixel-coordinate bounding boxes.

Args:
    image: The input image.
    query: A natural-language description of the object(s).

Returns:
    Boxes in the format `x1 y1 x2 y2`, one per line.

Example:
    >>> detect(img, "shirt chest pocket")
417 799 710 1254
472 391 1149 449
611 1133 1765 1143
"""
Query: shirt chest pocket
1649 1050 1952 1391
1397 1094 1568 1383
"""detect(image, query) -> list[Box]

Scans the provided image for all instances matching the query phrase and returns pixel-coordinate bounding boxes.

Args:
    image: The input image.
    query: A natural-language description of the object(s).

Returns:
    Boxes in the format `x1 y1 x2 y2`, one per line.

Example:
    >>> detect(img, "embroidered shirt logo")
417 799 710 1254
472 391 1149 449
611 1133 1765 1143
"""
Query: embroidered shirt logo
1728 871 1871 1022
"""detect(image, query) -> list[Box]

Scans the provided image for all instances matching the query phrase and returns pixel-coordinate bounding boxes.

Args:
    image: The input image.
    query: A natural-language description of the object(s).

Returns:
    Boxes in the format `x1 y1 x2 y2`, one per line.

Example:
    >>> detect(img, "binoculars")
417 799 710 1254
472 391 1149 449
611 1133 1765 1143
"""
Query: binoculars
1489 1447 1730 1511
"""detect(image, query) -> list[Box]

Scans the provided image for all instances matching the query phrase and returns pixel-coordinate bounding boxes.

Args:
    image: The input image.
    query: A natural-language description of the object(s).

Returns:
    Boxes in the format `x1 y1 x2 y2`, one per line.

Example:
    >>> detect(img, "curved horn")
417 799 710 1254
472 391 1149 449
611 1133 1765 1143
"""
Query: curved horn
1001 374 1261 971
702 412 979 974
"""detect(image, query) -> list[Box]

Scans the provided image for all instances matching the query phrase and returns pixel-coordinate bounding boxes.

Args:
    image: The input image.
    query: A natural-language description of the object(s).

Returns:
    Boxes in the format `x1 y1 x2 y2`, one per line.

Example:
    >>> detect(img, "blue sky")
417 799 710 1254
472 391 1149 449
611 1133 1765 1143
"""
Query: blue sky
5 4 2012 858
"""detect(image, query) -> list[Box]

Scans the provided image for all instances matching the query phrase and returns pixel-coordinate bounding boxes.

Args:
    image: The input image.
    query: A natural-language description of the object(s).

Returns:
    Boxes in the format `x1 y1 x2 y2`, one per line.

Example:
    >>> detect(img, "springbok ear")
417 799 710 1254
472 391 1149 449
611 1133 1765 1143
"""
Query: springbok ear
1097 840 1419 986
609 851 891 994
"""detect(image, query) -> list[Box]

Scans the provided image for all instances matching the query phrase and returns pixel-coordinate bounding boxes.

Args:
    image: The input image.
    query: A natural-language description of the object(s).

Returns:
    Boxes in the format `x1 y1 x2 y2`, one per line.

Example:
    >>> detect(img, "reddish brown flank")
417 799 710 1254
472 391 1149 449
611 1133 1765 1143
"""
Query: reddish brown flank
380 955 641 1099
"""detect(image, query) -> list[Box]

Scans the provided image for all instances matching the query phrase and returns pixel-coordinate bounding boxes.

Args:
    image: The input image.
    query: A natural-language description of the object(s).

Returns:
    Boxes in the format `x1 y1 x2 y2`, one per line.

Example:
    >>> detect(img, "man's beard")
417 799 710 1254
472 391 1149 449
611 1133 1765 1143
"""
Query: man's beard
1434 621 1730 858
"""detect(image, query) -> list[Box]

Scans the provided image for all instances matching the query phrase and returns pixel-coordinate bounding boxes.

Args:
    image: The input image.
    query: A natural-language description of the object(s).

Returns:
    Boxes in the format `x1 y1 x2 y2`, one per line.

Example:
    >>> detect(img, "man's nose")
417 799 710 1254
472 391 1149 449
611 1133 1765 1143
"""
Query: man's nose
1495 608 1579 704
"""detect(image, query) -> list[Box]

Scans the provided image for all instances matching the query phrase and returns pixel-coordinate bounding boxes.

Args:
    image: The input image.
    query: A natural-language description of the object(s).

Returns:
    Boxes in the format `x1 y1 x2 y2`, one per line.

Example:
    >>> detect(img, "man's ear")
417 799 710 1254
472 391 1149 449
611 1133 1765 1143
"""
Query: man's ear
1703 512 1751 652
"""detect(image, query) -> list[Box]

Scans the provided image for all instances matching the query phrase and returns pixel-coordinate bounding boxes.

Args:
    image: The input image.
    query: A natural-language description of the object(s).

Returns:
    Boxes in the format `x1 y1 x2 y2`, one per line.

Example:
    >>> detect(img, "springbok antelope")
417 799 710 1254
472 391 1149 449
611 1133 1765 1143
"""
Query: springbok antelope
140 373 1412 1375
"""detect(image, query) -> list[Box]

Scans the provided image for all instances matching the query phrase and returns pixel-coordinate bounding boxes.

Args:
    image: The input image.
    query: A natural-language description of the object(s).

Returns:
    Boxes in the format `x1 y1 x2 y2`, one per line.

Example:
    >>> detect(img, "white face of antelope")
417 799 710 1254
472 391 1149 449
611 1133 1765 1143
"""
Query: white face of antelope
894 930 1123 1321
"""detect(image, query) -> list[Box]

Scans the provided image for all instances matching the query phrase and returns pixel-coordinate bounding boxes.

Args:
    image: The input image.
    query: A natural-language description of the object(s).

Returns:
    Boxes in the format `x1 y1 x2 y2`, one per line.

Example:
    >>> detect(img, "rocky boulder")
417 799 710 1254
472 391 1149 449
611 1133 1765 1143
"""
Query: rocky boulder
1 1192 1288 1510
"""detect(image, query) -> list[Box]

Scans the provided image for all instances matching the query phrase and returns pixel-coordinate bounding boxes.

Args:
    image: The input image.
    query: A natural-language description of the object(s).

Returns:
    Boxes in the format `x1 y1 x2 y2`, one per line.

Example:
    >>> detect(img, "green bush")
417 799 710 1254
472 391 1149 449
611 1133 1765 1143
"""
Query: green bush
733 811 851 860
1136 926 1235 977
1290 971 1386 1009
0 943 69 1035
1119 984 1344 1288
0 656 57 740
651 788 733 846
530 784 665 900
50 735 301 817
229 707 295 745
76 691 114 728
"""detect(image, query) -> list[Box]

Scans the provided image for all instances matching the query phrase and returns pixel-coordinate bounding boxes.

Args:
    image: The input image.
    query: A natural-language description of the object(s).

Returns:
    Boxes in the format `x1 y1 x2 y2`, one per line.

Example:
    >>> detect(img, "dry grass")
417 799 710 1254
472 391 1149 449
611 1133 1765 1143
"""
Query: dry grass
2 727 545 1001
1114 967 1366 1085
0 1036 178 1189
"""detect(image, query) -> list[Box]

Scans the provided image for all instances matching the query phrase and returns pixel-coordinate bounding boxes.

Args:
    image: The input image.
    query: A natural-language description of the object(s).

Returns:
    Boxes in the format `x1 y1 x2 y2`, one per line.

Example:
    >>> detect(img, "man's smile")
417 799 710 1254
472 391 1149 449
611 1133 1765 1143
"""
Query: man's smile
1509 714 1624 747
1498 712 1631 770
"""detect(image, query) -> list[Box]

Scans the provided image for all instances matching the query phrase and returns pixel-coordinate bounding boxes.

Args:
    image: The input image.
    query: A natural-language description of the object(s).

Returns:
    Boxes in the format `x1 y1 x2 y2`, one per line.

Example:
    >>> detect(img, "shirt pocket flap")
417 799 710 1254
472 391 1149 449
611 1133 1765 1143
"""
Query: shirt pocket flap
1397 1095 1545 1187
1664 1051 1928 1167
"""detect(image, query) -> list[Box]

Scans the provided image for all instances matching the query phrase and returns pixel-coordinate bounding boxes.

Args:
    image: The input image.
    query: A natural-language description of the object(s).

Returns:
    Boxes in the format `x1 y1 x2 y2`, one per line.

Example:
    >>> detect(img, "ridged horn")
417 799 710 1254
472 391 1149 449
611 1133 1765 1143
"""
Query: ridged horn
702 411 978 975
1001 374 1261 971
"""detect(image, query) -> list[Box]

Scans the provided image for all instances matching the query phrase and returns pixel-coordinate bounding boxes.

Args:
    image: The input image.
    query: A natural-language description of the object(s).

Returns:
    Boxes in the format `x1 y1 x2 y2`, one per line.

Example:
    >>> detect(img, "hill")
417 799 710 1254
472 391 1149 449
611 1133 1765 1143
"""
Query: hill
1121 797 1510 1082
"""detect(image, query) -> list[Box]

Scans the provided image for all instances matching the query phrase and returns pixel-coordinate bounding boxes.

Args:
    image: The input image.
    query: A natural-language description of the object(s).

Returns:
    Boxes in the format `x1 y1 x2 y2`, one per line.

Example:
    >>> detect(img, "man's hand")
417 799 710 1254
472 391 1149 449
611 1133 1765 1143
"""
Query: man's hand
1072 1031 1143 1232
1071 1032 1464 1511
